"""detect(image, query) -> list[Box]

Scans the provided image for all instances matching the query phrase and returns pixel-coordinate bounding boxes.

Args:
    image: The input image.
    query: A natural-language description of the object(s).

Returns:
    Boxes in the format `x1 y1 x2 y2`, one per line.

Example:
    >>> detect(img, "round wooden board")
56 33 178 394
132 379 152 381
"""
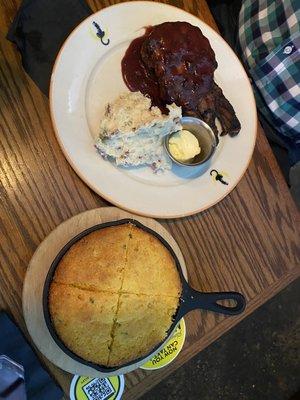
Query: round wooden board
22 207 187 377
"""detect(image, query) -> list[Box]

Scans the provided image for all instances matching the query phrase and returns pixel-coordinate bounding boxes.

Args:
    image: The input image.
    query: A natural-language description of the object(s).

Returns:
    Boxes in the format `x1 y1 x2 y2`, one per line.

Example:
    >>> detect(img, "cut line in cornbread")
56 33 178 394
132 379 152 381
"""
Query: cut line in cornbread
49 283 118 365
122 225 182 297
108 293 179 367
48 223 182 367
53 225 132 292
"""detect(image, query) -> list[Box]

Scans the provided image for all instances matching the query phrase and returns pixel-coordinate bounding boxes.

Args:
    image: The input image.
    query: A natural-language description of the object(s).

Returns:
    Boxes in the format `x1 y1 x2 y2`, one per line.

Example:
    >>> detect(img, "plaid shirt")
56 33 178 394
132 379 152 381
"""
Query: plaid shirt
238 0 300 162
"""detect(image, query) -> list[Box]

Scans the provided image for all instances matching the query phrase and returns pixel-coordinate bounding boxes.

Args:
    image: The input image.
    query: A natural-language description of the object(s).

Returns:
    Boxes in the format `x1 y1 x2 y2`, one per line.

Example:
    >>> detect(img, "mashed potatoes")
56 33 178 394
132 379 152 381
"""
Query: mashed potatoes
95 92 182 172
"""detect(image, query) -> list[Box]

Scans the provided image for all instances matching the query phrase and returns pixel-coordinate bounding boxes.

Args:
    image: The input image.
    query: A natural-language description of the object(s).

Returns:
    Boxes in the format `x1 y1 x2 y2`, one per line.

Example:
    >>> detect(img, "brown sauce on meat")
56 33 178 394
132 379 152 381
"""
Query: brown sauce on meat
121 22 217 113
121 27 164 109
121 22 240 136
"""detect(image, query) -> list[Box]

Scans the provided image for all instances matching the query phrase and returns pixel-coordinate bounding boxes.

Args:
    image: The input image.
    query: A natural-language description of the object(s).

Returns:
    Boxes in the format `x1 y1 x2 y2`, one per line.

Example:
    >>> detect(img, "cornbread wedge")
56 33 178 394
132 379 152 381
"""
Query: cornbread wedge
108 293 179 367
122 225 181 297
49 283 118 365
53 225 131 292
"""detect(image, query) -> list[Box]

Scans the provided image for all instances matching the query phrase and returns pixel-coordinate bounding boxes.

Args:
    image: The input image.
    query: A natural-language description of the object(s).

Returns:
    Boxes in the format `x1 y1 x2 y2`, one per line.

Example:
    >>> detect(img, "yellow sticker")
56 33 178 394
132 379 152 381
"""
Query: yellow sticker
70 375 124 400
140 319 186 370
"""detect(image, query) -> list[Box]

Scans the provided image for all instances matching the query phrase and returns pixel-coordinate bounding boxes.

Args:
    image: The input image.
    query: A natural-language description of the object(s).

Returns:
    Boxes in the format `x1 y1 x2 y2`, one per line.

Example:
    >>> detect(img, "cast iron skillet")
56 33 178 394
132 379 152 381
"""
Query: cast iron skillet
43 219 246 372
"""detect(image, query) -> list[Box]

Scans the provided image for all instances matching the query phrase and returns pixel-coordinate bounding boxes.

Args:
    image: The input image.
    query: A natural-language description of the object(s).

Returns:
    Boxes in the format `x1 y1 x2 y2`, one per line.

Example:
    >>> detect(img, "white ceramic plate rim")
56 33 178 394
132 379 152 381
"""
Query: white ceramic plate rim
50 1 257 219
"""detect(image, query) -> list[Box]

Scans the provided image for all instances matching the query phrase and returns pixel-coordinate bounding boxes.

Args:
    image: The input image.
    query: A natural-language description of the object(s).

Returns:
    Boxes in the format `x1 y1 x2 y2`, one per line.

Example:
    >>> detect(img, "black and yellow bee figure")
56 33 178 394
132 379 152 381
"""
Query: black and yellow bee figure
92 21 110 46
210 169 229 185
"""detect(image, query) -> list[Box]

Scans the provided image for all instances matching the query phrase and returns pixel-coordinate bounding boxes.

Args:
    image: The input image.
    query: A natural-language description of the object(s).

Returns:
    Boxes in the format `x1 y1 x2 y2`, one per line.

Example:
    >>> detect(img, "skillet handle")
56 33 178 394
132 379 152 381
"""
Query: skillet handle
194 291 246 315
179 287 246 316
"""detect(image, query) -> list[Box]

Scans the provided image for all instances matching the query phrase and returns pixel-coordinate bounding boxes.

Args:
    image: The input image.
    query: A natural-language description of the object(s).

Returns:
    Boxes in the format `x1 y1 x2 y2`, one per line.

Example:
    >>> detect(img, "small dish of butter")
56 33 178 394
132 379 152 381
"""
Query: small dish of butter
165 116 217 166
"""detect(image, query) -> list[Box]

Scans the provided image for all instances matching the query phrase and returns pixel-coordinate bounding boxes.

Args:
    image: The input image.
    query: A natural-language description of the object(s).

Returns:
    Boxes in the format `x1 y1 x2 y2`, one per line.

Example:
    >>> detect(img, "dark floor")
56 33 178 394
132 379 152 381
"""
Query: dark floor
141 278 300 400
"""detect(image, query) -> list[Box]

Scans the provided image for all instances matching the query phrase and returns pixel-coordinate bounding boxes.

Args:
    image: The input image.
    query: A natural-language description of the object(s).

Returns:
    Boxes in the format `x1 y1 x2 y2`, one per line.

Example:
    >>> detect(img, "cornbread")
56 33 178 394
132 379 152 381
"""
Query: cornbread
108 293 178 366
122 225 181 297
48 223 182 367
49 283 118 365
53 225 131 292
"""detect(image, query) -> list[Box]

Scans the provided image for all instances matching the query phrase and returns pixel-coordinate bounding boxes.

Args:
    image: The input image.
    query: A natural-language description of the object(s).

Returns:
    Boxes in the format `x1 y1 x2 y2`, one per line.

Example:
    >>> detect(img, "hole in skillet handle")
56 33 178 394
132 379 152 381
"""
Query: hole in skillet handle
176 280 246 319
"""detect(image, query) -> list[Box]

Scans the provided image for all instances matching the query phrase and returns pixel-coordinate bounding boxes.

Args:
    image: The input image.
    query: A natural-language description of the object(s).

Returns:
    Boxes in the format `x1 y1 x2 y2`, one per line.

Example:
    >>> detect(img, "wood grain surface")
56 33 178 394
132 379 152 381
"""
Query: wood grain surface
0 0 299 399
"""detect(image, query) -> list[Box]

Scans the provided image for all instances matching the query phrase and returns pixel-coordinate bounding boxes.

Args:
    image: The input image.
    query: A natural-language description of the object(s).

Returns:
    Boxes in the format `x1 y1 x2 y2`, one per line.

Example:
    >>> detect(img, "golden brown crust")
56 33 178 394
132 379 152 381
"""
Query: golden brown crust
53 225 131 292
107 293 179 367
49 283 118 365
48 223 182 366
123 225 182 297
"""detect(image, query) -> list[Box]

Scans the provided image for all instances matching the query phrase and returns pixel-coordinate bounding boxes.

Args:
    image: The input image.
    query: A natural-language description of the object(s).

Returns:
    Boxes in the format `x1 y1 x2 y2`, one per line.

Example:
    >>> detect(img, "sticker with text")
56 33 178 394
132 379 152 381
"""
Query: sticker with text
140 318 186 370
70 375 124 400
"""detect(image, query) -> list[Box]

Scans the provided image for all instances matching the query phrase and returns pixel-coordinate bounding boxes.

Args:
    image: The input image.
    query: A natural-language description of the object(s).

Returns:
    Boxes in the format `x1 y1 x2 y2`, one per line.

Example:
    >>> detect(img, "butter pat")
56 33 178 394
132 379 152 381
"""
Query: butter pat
169 130 201 162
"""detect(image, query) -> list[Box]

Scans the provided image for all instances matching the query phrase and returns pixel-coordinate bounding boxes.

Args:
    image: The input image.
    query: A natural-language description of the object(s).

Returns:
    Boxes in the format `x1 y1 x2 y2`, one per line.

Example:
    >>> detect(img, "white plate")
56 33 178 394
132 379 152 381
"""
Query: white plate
50 1 257 218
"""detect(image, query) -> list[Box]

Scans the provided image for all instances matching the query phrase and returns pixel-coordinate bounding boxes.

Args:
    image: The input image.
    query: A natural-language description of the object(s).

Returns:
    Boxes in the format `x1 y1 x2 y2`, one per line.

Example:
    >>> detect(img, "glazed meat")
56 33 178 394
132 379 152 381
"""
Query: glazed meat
122 21 241 137
187 83 241 137
140 22 217 112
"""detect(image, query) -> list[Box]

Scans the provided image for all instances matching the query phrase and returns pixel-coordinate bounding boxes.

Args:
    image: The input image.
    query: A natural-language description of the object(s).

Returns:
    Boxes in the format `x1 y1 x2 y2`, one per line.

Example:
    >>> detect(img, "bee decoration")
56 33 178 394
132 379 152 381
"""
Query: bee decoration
210 169 228 185
92 21 110 46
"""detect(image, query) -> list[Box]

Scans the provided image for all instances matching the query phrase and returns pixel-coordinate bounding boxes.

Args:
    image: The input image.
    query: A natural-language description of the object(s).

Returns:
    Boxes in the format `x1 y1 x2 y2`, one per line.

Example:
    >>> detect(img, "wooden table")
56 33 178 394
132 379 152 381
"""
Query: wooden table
0 0 299 399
